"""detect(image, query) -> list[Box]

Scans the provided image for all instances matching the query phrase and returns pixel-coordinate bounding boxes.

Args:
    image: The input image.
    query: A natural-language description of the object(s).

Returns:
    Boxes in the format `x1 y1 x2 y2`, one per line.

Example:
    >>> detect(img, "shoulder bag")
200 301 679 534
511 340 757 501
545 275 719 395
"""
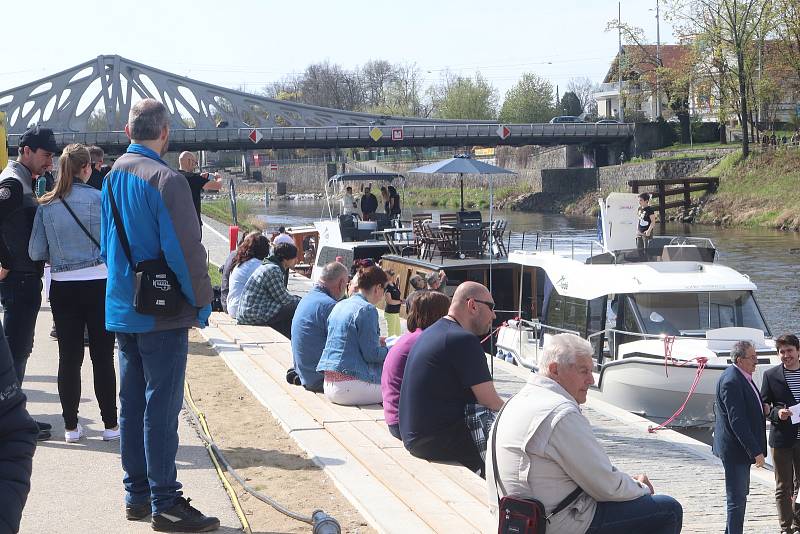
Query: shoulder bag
107 185 182 316
492 397 583 534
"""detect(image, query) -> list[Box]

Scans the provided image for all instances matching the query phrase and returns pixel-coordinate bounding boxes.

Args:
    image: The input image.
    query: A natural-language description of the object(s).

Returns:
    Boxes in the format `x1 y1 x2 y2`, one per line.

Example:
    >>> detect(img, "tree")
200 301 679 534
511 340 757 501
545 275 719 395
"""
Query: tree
430 72 498 120
559 91 583 116
567 77 599 116
498 73 555 123
669 0 773 158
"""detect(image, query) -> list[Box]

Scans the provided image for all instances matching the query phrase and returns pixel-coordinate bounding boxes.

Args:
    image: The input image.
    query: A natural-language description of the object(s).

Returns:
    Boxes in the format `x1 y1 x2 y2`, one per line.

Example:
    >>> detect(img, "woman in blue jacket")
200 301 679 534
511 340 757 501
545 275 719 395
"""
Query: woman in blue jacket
28 144 118 444
317 266 389 405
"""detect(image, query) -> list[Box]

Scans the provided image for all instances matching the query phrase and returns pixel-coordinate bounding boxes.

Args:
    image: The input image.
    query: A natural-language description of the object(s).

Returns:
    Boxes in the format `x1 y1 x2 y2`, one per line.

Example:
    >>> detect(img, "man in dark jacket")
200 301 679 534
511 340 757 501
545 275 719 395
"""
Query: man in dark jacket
761 334 800 534
101 99 218 531
0 320 38 534
713 340 767 534
0 125 57 441
360 185 378 221
85 145 105 190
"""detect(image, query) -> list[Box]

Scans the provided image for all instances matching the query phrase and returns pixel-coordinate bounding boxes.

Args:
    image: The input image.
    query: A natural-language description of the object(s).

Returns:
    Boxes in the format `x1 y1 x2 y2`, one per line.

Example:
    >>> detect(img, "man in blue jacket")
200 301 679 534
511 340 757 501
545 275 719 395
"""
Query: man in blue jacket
713 340 767 534
0 321 38 534
101 99 218 532
290 261 349 392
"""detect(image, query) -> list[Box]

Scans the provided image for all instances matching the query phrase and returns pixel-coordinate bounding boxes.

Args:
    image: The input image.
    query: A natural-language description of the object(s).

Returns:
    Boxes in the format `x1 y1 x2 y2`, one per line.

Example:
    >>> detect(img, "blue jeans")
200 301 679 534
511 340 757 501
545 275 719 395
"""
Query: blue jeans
118 328 188 514
587 494 683 534
722 460 751 534
0 272 42 384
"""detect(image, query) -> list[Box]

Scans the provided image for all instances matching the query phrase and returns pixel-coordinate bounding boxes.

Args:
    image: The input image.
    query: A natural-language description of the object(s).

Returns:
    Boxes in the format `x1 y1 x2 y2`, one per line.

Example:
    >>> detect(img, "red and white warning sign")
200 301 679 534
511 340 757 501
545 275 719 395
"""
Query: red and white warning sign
248 129 263 144
391 127 404 141
496 125 511 140
270 162 278 171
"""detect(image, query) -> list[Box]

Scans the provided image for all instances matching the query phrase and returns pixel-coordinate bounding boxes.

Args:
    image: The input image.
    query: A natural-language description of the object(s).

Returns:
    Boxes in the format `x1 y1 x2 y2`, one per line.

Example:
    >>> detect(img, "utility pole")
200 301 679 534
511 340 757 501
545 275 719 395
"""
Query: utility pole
619 1 625 123
655 0 662 120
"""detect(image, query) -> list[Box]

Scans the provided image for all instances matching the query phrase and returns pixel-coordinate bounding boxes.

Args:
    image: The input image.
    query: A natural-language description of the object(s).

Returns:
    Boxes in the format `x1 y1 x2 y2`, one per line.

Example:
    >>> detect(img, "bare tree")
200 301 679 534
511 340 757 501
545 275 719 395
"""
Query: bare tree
567 77 599 116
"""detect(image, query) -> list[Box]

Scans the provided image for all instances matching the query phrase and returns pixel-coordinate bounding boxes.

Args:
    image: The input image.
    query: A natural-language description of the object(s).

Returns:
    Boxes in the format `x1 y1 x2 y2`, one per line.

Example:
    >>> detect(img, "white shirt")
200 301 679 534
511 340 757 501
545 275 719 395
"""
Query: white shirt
341 194 356 215
227 258 262 319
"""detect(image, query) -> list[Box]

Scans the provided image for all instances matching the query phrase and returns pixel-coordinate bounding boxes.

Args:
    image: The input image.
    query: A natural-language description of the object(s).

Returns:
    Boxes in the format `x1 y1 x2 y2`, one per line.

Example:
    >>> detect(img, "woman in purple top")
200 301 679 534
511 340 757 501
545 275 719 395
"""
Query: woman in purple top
381 291 450 439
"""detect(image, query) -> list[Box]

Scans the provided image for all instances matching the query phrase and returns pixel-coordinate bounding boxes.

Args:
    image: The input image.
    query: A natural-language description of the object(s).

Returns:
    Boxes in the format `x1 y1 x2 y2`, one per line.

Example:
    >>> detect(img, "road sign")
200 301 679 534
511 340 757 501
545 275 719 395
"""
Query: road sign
270 162 278 171
248 129 263 143
391 127 404 141
369 127 383 141
497 125 511 140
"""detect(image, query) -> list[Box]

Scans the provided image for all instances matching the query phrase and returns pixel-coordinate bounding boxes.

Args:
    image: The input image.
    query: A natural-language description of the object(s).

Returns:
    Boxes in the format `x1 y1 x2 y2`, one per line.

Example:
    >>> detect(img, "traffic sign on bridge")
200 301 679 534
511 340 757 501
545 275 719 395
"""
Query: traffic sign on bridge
497 125 511 140
248 129 263 144
391 128 404 141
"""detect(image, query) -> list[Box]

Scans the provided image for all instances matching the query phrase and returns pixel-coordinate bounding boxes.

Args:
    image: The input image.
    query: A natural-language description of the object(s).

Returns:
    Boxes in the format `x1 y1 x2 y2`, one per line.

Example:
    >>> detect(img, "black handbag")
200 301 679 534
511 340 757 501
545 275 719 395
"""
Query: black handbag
492 397 582 534
108 184 182 316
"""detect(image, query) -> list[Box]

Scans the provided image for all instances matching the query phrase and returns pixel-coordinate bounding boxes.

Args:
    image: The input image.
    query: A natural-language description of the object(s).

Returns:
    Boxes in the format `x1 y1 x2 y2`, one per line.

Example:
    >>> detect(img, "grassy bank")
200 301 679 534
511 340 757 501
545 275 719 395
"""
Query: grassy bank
201 199 263 233
404 185 522 210
697 148 800 229
207 261 221 286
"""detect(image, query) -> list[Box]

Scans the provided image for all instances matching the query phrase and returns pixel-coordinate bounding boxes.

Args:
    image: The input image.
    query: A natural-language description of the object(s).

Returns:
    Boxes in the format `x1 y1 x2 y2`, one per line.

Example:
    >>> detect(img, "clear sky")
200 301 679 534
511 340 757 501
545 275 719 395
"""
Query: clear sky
1 0 675 100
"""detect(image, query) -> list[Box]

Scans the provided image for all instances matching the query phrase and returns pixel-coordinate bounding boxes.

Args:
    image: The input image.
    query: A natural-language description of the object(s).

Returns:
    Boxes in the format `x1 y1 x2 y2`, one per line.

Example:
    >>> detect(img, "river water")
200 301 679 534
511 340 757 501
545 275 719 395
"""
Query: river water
257 198 800 335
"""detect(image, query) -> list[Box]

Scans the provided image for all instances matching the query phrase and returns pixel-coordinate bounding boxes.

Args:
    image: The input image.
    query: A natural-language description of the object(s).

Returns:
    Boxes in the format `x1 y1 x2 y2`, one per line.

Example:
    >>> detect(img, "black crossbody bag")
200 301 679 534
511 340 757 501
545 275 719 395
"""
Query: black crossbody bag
492 397 583 534
107 185 182 316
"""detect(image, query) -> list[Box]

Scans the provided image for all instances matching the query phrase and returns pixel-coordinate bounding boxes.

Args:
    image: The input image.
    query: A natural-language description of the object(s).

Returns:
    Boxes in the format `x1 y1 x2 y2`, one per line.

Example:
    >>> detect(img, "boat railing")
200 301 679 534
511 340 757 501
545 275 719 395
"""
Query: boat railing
510 319 770 355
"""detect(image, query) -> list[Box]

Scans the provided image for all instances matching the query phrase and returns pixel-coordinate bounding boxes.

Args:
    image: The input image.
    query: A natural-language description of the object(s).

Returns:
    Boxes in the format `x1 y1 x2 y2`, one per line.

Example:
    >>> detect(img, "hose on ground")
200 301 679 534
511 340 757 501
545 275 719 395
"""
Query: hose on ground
183 381 342 533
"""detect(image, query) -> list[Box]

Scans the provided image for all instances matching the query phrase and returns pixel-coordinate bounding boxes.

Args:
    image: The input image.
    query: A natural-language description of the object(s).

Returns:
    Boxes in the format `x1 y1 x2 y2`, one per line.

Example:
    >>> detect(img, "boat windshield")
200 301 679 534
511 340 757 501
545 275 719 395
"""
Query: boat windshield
629 291 769 337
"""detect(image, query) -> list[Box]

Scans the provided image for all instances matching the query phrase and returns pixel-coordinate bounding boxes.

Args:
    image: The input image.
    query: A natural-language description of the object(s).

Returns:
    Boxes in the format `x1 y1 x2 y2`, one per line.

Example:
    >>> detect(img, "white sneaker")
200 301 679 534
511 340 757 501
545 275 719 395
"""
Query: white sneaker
64 424 84 443
102 426 121 441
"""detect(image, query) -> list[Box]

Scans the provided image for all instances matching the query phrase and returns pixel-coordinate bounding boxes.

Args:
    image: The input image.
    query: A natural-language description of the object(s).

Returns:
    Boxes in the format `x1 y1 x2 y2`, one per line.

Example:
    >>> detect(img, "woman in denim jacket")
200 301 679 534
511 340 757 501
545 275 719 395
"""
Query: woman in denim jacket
317 266 389 405
28 144 118 444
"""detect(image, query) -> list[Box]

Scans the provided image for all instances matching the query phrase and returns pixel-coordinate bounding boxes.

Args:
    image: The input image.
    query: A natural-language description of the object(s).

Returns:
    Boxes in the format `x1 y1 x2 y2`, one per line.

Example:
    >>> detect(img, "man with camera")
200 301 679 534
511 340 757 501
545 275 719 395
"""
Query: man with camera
101 99 218 531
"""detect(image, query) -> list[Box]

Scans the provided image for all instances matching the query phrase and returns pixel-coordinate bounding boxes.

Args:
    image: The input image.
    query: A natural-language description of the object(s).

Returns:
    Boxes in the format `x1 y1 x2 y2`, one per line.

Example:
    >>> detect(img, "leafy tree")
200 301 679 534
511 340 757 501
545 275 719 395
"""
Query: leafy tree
498 73 555 123
559 91 583 116
430 72 498 120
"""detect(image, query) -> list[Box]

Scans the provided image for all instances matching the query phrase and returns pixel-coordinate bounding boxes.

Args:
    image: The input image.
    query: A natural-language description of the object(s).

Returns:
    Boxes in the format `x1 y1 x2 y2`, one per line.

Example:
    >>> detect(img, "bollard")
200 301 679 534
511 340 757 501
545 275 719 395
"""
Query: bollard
229 225 239 252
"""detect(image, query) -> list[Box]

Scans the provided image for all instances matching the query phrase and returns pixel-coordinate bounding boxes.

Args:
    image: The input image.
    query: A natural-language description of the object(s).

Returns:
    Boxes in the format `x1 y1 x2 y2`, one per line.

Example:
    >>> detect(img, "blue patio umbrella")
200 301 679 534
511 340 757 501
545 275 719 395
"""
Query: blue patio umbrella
408 154 515 211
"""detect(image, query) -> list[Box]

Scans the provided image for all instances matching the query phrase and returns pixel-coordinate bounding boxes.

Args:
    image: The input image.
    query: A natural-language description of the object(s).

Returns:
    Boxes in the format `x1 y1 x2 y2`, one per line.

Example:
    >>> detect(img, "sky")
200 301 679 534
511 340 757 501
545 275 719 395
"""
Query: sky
0 0 676 101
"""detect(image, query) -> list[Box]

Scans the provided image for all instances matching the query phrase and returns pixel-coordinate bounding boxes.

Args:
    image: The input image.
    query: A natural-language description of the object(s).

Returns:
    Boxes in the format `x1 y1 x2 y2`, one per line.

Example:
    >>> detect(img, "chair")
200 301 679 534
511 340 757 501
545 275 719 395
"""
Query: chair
428 224 459 263
491 219 508 257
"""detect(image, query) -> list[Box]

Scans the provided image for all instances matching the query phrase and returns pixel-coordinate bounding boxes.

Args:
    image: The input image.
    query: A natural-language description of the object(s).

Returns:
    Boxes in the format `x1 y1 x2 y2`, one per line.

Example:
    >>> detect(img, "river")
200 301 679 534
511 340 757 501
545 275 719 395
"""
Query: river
256 198 800 335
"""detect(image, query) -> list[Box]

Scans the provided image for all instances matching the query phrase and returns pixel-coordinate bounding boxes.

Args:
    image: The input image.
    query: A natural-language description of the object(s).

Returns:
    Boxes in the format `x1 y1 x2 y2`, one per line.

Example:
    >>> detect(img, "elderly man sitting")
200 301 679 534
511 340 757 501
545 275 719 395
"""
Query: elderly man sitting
289 262 349 392
487 333 683 534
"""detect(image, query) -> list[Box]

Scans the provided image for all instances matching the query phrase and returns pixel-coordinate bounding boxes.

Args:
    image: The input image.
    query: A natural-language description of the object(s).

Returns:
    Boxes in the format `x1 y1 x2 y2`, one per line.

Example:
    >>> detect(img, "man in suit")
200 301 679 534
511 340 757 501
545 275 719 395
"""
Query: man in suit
761 333 800 534
713 340 767 534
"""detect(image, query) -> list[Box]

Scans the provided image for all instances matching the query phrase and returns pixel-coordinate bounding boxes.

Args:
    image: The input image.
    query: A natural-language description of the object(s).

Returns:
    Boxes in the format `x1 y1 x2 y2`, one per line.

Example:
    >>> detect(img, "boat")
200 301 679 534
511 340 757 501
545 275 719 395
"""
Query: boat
495 192 779 428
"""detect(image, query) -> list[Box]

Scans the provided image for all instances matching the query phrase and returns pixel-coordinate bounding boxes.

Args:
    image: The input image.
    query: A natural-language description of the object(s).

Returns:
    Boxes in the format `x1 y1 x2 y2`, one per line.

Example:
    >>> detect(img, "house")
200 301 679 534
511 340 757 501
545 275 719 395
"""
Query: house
594 44 691 122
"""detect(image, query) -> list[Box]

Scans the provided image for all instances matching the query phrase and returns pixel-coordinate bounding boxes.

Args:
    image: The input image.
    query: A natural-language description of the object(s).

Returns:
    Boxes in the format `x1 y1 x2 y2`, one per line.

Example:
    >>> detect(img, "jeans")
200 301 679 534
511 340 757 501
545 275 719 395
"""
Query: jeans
722 460 751 534
0 272 43 384
50 279 117 430
773 443 800 531
587 494 683 534
118 328 188 514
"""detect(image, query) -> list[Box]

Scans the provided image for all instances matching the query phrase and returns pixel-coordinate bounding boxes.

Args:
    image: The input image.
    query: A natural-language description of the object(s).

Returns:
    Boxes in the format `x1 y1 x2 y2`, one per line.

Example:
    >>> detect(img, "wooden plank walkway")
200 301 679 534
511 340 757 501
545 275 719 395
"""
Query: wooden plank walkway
203 311 780 534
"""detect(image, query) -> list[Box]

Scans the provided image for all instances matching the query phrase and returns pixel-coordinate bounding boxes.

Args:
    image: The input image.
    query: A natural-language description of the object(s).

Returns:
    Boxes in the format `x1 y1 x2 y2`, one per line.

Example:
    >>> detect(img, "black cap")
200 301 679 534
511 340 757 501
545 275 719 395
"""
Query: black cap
18 125 57 153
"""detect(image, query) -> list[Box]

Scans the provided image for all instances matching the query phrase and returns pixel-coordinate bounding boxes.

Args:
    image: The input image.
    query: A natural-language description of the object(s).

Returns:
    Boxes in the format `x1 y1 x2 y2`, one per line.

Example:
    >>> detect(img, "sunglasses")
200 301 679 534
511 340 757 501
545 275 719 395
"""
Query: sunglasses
472 298 496 311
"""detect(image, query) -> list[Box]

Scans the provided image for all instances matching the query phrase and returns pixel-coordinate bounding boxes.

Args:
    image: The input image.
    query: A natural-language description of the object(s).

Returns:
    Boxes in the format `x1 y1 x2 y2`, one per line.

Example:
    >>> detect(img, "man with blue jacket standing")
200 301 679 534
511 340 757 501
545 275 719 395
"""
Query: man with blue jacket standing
101 99 218 532
713 340 767 534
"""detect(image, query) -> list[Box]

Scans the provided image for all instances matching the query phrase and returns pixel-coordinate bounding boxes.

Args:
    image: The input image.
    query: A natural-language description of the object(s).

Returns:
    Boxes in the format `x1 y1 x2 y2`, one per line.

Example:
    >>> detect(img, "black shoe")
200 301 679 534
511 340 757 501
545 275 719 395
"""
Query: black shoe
126 502 152 521
36 429 51 441
36 421 52 431
151 497 220 532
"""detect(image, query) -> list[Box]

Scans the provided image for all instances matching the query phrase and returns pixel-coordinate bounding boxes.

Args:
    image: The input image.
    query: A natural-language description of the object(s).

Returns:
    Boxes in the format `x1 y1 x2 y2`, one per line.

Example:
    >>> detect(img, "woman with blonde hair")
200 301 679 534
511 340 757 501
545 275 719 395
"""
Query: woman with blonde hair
28 143 118 443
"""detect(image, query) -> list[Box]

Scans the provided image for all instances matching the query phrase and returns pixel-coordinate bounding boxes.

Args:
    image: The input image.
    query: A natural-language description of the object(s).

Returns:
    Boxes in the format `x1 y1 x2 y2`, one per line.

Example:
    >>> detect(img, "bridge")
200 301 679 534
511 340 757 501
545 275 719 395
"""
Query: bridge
1 55 634 153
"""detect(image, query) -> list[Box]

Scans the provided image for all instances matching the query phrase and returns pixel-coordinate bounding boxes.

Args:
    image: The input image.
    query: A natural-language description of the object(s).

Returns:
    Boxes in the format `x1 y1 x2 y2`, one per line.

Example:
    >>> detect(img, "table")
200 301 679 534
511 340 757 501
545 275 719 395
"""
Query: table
372 228 414 255
439 224 487 258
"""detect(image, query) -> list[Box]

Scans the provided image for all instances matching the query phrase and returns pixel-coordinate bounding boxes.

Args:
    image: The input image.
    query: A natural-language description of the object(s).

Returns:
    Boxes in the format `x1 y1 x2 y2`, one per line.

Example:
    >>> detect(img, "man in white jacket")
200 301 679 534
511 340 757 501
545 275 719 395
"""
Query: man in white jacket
487 333 683 534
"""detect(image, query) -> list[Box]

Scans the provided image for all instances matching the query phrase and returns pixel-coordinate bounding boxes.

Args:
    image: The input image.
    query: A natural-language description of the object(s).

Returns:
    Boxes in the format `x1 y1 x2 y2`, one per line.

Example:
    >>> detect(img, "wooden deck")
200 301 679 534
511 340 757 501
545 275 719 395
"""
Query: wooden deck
202 312 780 534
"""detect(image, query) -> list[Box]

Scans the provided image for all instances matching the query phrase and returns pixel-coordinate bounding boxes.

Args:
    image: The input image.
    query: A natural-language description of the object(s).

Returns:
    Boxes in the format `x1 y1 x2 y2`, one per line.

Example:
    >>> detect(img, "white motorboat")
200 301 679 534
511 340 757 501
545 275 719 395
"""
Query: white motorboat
495 192 779 428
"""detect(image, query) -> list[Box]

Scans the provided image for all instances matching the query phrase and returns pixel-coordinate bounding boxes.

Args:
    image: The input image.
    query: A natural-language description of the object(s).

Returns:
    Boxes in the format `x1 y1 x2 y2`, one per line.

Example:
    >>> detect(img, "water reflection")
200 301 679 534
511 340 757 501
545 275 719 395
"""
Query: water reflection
258 199 800 334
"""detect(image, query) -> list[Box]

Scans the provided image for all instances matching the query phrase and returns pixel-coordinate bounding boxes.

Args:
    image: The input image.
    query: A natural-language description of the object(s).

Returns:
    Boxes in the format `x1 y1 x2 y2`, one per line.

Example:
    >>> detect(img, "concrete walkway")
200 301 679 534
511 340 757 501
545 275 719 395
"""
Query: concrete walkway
12 306 241 533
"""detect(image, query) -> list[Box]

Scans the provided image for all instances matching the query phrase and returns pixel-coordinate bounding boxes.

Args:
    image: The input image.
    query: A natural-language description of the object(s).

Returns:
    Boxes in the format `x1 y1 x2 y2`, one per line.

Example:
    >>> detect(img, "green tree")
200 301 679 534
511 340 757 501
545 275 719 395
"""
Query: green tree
559 91 583 116
430 72 498 120
498 73 555 123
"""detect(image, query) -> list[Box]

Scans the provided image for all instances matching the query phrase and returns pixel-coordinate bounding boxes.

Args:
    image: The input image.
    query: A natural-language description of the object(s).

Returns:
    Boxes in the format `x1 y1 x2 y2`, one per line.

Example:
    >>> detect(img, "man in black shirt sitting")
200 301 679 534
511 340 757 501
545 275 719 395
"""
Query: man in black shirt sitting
399 281 504 476
178 151 221 227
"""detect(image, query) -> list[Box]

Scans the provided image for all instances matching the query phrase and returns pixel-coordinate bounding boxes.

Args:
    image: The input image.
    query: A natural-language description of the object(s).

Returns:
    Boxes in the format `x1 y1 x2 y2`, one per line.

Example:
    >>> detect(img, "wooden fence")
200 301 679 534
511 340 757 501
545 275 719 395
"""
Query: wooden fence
629 176 719 232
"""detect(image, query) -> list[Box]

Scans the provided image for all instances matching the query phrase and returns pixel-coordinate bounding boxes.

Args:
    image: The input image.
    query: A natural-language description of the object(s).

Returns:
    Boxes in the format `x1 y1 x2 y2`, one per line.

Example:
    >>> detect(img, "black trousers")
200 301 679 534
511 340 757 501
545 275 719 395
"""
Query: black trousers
267 300 299 340
0 272 42 384
50 279 118 430
405 419 484 476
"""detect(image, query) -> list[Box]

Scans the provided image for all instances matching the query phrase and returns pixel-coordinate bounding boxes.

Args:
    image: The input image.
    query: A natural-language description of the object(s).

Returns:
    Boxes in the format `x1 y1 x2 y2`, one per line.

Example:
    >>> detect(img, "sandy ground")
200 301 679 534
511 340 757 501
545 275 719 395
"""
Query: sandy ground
184 329 376 534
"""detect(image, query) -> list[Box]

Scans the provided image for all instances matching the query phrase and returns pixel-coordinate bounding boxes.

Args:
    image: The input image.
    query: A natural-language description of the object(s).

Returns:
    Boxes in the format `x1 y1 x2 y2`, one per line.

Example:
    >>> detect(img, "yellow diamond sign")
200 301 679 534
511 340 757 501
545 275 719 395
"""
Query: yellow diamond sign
369 127 383 141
